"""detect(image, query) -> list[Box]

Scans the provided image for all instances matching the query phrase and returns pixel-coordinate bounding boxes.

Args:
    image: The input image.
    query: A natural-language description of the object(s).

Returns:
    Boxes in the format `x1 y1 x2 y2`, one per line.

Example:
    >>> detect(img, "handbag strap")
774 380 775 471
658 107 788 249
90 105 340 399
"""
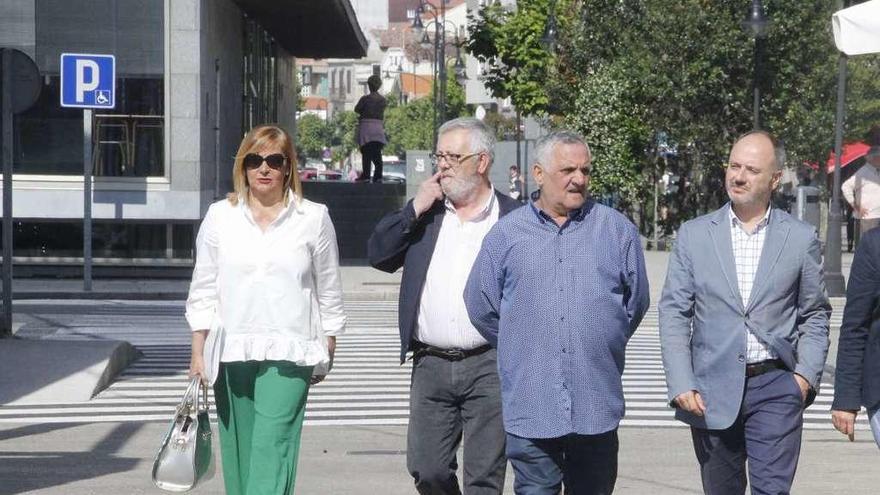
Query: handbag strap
177 377 201 417
197 379 209 414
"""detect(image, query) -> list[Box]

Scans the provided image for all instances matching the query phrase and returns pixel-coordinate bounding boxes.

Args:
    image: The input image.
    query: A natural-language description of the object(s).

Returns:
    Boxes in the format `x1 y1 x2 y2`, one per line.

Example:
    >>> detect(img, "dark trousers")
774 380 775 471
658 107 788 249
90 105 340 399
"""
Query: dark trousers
407 348 507 495
691 369 804 495
505 430 618 495
360 141 383 181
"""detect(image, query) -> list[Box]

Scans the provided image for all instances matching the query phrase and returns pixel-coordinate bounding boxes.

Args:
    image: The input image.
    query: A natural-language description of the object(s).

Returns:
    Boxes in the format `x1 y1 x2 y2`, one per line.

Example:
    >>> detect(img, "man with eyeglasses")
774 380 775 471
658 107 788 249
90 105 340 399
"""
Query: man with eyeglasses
368 117 522 494
659 131 830 494
465 130 649 494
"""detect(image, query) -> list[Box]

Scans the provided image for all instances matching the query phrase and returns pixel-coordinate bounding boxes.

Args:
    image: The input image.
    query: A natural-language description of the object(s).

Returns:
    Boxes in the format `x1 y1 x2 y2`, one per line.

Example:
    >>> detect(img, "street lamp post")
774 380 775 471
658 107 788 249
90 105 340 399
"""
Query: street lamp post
742 0 769 130
412 1 468 148
821 0 853 297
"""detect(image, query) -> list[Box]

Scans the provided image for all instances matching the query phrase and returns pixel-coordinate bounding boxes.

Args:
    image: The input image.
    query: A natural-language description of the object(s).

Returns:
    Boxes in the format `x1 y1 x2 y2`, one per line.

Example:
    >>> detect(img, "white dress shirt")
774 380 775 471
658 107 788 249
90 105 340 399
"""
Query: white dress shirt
730 206 778 364
842 163 880 219
185 196 346 371
416 191 499 350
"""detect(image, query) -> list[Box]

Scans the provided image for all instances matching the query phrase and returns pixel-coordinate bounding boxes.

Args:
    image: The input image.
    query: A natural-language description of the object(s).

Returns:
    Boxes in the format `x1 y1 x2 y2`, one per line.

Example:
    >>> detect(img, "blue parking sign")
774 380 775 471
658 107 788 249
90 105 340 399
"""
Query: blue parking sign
60 53 115 109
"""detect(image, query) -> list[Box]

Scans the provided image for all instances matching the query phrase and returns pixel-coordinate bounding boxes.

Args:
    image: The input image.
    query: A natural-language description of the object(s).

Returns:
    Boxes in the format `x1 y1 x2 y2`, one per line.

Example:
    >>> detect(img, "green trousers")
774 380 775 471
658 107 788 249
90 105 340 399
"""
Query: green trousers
214 361 313 495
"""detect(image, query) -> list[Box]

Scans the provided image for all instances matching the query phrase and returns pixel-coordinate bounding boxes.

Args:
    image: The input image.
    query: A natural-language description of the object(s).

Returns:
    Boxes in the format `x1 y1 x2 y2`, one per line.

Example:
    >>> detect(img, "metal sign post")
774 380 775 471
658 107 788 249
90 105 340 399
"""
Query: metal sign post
60 53 115 292
1 48 40 337
83 109 93 291
1 51 13 336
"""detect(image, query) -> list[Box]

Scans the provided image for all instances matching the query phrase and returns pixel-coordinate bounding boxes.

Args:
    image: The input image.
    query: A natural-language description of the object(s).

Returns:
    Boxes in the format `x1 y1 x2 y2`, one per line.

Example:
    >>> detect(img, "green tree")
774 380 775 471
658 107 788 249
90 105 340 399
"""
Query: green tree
296 114 330 159
383 68 470 157
385 97 435 156
847 54 880 143
328 110 359 163
467 0 878 234
466 0 560 116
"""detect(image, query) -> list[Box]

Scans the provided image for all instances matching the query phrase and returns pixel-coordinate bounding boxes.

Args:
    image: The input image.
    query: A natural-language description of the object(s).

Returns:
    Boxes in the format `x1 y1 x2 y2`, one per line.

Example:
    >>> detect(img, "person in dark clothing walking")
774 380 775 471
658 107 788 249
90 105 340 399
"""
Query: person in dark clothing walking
355 75 387 182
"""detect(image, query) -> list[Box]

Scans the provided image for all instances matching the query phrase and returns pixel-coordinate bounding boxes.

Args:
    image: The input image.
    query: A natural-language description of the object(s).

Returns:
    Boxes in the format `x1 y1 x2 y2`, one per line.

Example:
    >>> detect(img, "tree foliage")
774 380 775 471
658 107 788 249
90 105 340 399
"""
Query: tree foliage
466 0 877 233
329 110 359 163
295 113 330 159
384 67 470 157
466 0 558 115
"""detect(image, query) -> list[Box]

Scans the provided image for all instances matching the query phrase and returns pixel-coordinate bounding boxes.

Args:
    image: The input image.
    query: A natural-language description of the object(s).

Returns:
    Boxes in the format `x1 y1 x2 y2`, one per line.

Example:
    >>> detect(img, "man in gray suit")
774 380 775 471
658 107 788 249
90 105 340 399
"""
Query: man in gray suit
659 131 830 494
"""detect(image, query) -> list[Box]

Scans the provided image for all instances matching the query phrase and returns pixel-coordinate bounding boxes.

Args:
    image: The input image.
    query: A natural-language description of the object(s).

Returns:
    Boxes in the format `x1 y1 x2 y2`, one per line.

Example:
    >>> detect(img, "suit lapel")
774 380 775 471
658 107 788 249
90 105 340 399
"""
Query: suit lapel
708 205 744 311
746 209 790 312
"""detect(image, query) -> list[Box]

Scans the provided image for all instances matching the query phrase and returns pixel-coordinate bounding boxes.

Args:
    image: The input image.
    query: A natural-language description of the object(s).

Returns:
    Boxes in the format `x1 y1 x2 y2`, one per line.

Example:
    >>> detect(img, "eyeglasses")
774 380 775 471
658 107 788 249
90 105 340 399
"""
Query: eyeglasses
243 153 287 170
429 152 481 167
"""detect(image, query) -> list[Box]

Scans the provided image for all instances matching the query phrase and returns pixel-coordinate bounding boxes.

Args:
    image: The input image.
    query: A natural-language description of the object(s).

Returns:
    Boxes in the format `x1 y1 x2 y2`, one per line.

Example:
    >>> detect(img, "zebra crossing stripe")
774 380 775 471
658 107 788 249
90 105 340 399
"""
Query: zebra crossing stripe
0 304 862 429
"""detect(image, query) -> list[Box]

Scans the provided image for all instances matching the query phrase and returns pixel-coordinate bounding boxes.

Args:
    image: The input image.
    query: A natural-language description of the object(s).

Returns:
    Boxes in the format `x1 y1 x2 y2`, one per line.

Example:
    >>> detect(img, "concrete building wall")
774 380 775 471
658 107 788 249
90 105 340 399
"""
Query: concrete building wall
199 0 244 208
165 0 202 220
0 0 35 56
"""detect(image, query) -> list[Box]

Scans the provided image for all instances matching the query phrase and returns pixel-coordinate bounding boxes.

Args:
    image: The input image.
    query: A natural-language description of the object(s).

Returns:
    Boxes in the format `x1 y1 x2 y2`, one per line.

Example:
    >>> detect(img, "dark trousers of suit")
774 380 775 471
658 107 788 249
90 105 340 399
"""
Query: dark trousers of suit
691 369 803 495
360 141 383 182
505 430 618 495
407 349 506 495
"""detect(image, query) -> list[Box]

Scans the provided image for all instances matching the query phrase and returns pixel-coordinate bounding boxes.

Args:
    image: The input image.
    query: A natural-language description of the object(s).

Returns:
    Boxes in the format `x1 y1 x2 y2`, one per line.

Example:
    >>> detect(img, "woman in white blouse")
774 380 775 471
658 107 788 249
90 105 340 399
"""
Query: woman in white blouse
186 124 346 494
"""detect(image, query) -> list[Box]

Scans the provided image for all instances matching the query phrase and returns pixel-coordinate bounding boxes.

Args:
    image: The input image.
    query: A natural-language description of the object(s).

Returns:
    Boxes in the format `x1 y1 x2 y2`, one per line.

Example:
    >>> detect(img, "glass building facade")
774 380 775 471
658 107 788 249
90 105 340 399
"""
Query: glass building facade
0 0 366 271
11 0 165 177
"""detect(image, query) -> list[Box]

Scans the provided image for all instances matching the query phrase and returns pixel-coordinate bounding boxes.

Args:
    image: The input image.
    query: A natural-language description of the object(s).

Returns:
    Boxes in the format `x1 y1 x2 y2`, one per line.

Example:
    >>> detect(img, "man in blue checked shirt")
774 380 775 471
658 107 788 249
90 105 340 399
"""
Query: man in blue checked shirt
464 130 649 494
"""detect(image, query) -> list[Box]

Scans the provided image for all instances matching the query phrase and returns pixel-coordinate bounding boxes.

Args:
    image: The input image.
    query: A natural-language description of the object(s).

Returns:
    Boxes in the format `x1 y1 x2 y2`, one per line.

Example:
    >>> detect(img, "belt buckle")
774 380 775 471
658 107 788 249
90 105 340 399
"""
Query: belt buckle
446 349 465 360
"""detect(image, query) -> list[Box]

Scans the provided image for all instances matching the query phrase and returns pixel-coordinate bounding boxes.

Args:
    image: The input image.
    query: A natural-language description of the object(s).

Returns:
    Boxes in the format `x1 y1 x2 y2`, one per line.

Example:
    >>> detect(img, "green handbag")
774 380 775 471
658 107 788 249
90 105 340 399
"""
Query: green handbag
152 377 215 492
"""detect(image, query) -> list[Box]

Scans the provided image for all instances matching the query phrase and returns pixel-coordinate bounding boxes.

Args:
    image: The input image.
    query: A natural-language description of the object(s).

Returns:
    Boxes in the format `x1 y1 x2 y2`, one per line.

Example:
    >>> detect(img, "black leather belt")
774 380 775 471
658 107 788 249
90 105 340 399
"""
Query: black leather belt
411 341 492 361
745 358 787 378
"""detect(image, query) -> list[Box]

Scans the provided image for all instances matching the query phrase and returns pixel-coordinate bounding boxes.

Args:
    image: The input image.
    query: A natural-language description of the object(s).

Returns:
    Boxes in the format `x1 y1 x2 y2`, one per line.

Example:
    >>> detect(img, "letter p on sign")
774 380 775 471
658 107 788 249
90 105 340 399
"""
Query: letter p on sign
60 53 115 109
75 59 100 103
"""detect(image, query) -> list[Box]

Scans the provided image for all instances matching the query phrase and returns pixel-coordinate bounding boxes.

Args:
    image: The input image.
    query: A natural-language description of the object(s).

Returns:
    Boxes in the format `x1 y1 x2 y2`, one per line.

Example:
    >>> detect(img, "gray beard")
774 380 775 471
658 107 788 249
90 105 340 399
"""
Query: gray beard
442 174 483 203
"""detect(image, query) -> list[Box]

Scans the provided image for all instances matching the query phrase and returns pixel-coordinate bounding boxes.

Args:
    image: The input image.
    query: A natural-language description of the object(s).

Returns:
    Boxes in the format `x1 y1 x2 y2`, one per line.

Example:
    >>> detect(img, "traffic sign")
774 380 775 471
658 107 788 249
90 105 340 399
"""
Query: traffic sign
60 53 115 109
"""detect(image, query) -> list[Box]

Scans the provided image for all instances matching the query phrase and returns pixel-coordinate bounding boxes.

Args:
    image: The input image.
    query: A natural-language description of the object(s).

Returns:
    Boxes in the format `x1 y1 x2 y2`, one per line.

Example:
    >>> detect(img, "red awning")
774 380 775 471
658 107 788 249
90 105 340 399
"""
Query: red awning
823 141 871 173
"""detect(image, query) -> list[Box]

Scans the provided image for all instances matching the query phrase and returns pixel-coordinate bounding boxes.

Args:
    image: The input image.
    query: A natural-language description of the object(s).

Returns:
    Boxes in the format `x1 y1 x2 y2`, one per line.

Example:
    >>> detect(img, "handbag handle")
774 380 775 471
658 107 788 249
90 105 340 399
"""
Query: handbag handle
178 377 208 417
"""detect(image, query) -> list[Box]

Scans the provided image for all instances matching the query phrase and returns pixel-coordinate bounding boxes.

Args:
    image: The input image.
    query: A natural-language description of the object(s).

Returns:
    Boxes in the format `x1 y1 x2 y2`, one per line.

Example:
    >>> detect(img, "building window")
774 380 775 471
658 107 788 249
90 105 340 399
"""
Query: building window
2 220 194 261
7 0 165 177
242 16 278 131
347 70 352 94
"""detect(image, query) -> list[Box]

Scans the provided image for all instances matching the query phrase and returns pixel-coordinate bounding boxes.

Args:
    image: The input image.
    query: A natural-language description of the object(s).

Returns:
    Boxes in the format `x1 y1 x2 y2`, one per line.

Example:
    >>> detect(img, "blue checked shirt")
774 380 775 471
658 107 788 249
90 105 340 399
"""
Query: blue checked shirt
464 197 650 438
729 206 778 363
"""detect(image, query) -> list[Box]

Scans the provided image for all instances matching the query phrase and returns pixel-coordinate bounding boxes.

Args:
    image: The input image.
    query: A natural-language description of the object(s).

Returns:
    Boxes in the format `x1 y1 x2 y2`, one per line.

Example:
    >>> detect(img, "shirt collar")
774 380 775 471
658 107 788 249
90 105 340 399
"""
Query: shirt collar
729 203 771 232
241 196 294 227
444 189 496 222
528 190 590 224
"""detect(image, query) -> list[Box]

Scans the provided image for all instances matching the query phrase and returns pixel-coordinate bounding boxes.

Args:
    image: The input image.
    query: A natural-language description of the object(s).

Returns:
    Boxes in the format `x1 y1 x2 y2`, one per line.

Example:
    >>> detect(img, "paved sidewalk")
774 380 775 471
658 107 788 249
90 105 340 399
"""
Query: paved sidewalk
3 251 854 301
0 422 876 494
5 266 402 301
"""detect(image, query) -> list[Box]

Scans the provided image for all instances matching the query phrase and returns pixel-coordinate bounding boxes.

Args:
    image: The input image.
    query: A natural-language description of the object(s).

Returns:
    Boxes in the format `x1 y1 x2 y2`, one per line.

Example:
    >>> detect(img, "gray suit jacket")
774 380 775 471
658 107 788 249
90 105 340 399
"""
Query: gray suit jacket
659 204 831 430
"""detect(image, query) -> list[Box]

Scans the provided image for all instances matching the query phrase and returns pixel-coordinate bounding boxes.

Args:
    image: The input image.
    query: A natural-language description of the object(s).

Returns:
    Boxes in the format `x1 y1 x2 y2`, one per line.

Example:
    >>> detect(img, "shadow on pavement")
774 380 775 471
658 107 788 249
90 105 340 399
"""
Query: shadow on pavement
0 423 81 442
0 422 144 495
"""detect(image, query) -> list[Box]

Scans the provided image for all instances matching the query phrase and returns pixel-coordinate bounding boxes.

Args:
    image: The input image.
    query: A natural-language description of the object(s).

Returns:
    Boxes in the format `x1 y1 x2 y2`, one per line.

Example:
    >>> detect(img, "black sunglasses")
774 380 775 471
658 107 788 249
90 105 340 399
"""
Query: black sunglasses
243 153 287 170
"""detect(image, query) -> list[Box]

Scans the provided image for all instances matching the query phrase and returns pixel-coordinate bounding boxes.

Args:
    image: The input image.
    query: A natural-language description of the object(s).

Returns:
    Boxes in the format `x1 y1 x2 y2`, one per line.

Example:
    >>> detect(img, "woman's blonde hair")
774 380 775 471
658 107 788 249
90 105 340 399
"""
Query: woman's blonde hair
227 124 302 206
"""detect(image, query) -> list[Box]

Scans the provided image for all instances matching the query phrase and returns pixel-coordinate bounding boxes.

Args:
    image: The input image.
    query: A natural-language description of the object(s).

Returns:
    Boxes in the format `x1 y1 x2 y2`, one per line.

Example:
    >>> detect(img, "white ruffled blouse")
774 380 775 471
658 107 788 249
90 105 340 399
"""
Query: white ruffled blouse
185 196 346 372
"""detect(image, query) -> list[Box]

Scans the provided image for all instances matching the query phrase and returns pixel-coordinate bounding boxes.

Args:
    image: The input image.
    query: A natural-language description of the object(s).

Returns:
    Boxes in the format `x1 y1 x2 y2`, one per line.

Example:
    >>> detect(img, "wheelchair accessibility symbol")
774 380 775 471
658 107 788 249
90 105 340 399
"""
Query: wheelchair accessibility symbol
95 90 110 105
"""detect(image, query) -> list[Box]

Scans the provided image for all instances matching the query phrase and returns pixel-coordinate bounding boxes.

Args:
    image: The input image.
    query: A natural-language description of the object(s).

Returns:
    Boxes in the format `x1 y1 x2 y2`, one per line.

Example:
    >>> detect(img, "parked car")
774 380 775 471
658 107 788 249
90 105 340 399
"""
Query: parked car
299 168 343 181
382 161 406 183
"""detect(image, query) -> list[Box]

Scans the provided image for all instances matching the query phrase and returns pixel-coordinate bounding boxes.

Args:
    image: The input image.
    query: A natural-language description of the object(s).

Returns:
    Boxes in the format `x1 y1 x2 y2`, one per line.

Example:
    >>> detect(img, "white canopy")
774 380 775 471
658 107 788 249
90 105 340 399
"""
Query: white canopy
832 0 880 56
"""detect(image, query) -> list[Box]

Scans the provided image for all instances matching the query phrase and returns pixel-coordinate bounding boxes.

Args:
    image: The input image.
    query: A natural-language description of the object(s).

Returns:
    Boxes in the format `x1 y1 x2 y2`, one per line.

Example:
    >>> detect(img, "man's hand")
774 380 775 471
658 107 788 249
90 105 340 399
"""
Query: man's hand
674 390 707 416
412 172 444 217
831 409 858 442
793 373 810 403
